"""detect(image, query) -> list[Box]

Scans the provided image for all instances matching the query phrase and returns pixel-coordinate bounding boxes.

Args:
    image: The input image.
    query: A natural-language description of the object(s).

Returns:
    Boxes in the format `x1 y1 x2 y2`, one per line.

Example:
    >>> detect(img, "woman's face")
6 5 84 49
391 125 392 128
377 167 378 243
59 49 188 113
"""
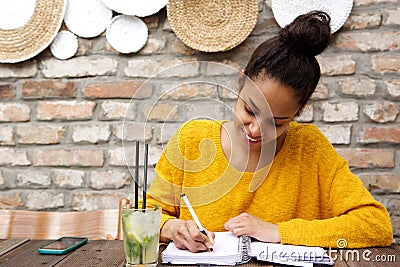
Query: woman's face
233 77 300 151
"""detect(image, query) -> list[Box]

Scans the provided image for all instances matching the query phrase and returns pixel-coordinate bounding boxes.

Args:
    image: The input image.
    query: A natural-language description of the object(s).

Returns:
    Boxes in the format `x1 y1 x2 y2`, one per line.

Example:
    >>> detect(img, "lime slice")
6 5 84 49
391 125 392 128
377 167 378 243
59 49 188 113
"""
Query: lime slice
128 231 143 243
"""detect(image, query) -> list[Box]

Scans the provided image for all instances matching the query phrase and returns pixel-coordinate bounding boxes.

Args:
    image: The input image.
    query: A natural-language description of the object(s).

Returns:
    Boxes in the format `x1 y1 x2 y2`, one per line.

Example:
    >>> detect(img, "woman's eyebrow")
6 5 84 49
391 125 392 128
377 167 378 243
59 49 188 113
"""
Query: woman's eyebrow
248 97 260 113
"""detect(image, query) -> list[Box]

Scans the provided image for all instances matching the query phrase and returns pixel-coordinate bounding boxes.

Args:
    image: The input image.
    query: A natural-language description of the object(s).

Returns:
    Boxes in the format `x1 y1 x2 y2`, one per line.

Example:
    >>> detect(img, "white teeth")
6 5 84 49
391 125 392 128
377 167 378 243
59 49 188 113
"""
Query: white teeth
248 136 257 142
245 132 258 142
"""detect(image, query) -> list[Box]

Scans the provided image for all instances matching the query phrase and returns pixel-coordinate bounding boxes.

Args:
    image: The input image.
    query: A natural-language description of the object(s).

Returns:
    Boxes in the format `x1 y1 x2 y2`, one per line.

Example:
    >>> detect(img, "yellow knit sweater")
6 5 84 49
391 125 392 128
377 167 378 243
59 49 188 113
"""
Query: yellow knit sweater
147 120 393 248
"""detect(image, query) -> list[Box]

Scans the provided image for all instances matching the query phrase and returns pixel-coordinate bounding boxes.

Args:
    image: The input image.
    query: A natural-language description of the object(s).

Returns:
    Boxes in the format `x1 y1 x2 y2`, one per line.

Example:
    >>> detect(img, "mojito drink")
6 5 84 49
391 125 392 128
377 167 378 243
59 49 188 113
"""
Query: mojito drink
122 206 162 267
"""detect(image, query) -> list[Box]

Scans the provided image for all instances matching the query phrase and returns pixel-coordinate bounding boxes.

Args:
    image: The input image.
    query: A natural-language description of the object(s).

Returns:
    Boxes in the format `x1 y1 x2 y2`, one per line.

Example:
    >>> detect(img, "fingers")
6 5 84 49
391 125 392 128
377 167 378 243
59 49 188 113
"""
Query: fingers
224 213 253 236
174 220 213 252
163 219 215 252
224 221 247 237
224 213 246 230
224 213 281 243
187 222 215 251
206 230 215 246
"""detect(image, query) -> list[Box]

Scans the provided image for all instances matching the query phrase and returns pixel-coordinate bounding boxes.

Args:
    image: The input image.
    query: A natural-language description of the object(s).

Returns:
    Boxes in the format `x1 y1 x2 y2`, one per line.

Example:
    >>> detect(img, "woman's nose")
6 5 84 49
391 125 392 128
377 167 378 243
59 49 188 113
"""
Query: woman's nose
248 121 261 137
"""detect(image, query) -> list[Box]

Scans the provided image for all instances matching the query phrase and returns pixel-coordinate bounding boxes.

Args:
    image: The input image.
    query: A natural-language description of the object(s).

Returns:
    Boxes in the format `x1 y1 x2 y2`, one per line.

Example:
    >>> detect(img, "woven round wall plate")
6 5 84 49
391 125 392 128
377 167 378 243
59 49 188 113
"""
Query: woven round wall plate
167 0 259 53
101 0 168 17
64 0 113 38
0 0 67 63
106 15 148 54
271 0 353 33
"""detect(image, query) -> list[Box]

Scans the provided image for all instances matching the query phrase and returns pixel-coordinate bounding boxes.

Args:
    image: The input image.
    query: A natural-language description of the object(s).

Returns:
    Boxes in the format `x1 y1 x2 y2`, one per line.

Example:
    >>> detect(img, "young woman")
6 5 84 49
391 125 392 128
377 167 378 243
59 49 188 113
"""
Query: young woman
146 11 393 252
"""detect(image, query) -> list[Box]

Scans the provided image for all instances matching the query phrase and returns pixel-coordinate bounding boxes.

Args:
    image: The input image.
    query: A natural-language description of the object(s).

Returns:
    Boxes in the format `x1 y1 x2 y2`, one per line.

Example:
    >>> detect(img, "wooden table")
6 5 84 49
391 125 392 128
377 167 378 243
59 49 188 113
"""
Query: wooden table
0 239 398 267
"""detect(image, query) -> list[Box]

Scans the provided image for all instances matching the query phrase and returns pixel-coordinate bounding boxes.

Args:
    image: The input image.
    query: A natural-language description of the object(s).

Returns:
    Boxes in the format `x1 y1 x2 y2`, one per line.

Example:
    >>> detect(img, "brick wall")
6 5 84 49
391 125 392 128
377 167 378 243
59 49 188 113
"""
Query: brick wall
0 0 399 241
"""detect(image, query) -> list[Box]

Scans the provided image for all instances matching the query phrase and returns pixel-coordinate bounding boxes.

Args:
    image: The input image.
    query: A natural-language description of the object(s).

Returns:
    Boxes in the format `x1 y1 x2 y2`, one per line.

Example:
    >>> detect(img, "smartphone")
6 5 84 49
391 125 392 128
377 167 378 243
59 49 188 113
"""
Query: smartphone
38 236 88 255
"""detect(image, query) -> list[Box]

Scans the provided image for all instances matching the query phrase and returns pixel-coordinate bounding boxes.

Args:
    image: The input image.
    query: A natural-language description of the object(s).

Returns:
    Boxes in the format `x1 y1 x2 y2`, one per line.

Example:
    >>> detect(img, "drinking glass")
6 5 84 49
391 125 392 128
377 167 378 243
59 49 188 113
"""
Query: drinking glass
122 205 162 267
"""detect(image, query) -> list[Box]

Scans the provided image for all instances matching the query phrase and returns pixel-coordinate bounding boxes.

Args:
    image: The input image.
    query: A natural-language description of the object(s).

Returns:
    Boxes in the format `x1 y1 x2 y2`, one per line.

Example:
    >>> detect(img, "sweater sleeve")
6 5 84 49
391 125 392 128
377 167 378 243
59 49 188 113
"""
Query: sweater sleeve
278 158 393 248
146 126 184 228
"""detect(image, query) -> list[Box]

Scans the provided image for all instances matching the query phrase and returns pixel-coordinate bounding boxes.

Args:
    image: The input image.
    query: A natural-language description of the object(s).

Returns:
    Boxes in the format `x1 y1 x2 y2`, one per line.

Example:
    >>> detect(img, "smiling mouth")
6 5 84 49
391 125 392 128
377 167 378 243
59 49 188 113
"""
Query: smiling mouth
241 128 260 143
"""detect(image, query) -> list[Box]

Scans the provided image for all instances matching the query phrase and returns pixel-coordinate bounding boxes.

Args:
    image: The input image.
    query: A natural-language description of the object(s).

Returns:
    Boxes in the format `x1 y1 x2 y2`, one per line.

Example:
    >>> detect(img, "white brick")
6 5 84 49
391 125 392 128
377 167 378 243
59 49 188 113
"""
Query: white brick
0 62 37 78
41 57 118 78
385 8 400 25
318 55 356 76
296 104 313 122
218 82 239 100
310 83 329 100
143 103 178 122
17 125 65 144
0 125 14 145
90 170 129 189
0 192 23 208
16 171 51 187
0 171 4 186
114 123 153 142
160 83 216 100
139 36 167 54
33 149 103 167
386 79 400 98
54 169 85 188
363 101 399 123
0 148 30 166
319 125 352 144
99 101 135 121
322 102 359 122
72 192 132 211
72 124 111 143
26 192 64 210
185 101 226 121
0 103 30 122
36 101 95 121
203 61 241 76
354 0 396 7
154 123 181 144
108 146 162 167
108 147 130 167
125 58 200 78
340 76 376 96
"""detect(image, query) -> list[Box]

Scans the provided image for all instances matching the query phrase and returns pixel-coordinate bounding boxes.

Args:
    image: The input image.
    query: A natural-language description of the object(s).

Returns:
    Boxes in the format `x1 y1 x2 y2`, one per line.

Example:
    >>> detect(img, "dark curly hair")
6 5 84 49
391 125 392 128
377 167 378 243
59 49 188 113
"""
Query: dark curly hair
244 11 331 115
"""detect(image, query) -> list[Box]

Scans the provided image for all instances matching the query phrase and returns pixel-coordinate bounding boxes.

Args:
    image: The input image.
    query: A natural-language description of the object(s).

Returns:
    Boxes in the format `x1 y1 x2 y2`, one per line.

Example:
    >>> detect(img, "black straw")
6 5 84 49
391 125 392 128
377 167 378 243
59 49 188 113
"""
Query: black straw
142 143 148 211
134 140 139 209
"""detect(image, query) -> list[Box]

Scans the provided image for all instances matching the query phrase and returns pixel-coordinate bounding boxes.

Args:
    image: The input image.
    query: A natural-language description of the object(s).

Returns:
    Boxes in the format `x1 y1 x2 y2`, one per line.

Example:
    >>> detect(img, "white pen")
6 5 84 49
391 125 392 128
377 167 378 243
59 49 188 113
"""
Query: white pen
181 193 214 251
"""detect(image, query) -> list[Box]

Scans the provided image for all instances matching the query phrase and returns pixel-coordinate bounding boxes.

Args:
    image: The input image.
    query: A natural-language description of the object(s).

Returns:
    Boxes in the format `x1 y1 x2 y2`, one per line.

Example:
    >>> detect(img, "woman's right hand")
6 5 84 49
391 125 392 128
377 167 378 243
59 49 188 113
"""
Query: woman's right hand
160 219 215 252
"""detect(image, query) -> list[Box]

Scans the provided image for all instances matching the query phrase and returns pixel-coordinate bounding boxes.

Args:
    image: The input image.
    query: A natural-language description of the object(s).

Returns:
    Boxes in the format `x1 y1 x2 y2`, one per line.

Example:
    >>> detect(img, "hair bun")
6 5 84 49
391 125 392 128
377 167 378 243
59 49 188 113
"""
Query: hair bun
279 11 331 56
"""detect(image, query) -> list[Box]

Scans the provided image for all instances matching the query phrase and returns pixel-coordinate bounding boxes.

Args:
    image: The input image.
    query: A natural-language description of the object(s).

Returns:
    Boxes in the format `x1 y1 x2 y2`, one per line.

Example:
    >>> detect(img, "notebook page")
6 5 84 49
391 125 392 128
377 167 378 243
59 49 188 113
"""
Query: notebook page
162 232 242 265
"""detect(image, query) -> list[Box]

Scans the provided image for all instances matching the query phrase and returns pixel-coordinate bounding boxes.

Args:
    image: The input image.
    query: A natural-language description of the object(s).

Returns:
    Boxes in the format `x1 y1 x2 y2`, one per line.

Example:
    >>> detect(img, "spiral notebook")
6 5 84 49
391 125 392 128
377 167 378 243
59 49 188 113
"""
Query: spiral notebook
161 232 334 266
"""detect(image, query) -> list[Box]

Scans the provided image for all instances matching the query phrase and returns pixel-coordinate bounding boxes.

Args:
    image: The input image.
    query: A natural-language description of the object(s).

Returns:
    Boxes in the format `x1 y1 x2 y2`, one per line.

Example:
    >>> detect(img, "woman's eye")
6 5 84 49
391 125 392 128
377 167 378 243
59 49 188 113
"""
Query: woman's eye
267 119 281 127
245 106 255 116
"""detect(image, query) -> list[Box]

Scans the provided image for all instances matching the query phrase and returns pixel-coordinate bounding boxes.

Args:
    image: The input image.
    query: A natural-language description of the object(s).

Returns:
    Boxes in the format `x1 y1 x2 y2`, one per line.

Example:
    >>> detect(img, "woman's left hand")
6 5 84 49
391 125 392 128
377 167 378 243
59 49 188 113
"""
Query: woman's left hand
224 213 281 243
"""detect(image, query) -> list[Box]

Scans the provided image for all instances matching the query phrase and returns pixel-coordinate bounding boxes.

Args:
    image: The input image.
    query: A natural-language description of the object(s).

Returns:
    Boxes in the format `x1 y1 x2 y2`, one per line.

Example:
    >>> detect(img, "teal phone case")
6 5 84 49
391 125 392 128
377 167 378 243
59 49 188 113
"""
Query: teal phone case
38 236 88 255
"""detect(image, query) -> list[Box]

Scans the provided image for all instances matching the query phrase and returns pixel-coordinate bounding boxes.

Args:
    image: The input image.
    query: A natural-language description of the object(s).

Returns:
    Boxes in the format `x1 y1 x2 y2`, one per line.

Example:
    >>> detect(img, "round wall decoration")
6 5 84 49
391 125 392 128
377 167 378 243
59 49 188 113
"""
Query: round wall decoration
106 15 148 54
167 0 259 52
50 30 79 60
64 0 113 38
0 0 36 30
101 0 168 17
271 0 353 33
0 0 67 63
